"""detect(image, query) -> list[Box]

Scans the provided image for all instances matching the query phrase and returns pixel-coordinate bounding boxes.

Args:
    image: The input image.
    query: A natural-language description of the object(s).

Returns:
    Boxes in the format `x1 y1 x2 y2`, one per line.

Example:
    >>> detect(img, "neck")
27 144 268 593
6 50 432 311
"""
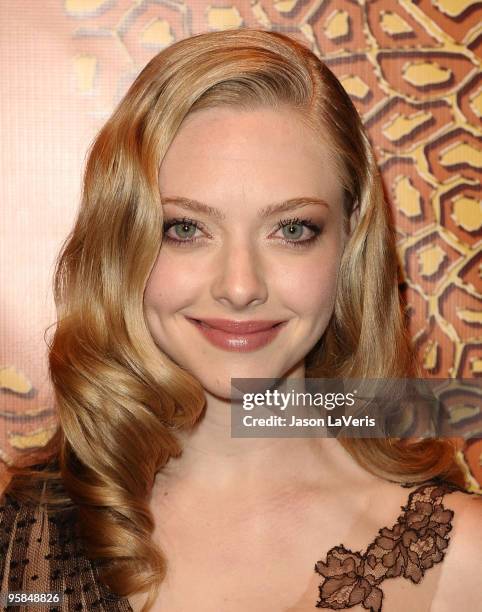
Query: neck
155 372 376 495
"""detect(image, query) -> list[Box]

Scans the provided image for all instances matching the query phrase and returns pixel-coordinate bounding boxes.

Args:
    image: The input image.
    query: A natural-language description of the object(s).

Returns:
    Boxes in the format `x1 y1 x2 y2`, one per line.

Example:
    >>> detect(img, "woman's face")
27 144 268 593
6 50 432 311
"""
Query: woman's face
144 106 348 399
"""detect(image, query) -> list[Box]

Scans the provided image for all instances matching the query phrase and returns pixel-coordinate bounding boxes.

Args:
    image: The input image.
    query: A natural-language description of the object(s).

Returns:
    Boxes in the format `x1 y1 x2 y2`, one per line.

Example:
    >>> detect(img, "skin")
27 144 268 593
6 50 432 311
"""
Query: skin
133 107 481 611
143 105 373 491
145 105 346 400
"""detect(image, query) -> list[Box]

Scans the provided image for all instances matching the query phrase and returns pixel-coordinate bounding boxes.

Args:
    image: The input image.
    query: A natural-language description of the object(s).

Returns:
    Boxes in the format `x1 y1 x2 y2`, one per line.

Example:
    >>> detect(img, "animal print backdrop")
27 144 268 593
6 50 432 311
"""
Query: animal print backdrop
1 0 481 491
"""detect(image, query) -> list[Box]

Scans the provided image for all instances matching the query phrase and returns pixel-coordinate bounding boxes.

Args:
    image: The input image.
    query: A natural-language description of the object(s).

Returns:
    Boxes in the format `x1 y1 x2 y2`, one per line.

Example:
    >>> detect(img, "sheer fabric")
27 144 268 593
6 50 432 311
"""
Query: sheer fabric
0 479 471 611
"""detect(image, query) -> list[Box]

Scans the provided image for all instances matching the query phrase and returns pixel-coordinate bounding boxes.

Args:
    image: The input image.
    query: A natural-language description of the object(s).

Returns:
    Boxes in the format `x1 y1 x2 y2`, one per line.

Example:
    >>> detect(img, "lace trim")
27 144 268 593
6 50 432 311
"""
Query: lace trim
314 482 460 611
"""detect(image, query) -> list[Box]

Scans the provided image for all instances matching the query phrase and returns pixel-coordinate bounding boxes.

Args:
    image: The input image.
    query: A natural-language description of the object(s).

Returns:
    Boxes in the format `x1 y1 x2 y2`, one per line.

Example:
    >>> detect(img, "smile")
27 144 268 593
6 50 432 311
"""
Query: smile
185 317 287 352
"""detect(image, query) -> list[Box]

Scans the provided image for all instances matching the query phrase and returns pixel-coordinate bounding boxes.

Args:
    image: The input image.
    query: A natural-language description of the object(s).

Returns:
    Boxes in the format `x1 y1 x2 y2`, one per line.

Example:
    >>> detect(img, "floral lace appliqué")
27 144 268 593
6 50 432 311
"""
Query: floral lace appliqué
314 482 458 611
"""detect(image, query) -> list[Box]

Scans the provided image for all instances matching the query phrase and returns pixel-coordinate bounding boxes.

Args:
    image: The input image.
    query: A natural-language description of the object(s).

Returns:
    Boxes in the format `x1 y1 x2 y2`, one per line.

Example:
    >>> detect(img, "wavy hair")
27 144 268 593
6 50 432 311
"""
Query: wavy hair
5 28 466 610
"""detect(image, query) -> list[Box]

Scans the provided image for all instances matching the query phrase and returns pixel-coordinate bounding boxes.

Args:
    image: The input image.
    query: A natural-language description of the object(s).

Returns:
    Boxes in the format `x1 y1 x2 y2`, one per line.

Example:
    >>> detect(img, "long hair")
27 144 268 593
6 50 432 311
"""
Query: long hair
5 28 466 610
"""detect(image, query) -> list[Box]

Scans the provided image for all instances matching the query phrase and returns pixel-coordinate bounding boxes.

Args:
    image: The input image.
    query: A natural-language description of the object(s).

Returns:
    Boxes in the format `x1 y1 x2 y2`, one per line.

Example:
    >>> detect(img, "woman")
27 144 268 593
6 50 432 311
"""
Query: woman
1 28 480 612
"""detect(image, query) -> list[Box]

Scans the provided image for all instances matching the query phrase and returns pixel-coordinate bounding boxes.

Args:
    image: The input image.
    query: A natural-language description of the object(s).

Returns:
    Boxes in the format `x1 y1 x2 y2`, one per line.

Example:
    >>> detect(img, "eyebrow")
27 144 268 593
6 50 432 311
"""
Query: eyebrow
160 196 330 220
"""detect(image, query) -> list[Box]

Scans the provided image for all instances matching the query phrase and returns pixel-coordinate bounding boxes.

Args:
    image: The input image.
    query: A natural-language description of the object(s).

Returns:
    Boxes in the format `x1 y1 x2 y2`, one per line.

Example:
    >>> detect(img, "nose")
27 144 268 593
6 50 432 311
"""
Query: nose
210 239 268 310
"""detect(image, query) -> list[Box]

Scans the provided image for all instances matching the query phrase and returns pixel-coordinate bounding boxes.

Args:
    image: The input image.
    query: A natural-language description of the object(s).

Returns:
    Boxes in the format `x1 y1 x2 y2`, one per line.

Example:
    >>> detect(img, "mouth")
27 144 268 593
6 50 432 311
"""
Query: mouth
194 320 285 329
185 317 287 352
187 318 285 333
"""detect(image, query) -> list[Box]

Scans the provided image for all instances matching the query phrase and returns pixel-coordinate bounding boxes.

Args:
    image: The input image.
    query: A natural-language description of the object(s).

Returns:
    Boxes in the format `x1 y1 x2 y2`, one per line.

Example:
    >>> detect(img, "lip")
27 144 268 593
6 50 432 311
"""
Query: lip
185 317 287 352
188 318 285 333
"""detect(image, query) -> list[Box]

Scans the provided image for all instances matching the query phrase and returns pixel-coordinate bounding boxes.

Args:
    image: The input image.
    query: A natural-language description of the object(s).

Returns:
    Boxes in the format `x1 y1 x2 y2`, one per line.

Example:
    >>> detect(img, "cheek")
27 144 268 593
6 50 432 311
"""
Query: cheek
143 253 202 313
275 252 341 317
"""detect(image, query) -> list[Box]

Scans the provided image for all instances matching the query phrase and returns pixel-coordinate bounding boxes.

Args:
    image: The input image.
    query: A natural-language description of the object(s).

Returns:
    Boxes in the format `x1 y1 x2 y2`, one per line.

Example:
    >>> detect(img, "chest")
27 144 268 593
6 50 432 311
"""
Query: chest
126 490 442 612
128 532 443 612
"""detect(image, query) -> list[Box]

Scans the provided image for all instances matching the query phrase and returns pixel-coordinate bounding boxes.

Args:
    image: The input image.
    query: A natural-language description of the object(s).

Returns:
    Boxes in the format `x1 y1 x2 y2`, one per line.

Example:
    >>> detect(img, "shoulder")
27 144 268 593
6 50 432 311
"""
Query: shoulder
0 488 39 535
432 488 482 610
0 489 43 589
0 487 49 540
0 481 76 574
0 477 50 527
0 487 123 610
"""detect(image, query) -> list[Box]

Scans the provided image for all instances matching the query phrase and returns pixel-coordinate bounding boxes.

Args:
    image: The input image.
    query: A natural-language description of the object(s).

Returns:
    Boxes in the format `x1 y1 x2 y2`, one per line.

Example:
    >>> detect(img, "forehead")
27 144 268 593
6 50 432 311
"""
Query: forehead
158 106 344 211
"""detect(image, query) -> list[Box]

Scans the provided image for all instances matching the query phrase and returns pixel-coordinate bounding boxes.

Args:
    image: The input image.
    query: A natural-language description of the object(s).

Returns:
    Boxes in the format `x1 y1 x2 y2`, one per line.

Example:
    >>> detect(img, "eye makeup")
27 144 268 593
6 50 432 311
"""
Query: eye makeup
161 216 323 249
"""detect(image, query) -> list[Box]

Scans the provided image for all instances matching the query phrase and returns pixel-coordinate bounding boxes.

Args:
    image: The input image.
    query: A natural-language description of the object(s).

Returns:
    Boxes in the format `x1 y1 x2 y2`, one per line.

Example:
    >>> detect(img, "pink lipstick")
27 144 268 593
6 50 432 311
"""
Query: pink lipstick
186 317 287 352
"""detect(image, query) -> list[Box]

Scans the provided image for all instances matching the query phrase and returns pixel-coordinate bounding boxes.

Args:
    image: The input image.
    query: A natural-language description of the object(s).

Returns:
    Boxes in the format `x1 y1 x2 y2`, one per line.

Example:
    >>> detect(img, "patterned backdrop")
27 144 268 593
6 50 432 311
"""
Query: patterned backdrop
1 0 481 491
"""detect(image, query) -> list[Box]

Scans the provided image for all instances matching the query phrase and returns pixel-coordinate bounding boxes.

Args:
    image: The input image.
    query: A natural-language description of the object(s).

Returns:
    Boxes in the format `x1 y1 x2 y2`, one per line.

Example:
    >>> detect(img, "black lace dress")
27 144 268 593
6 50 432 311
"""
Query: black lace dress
0 479 473 611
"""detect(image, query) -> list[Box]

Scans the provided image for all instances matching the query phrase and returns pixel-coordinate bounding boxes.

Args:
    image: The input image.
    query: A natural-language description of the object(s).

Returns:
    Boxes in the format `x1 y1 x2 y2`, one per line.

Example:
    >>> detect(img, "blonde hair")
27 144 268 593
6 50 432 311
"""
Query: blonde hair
6 28 466 610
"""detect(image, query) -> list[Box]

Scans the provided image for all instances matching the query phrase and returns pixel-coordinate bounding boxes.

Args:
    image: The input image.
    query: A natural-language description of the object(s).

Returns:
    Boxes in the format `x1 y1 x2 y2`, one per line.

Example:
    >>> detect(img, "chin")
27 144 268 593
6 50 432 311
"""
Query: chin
194 363 296 398
204 383 235 402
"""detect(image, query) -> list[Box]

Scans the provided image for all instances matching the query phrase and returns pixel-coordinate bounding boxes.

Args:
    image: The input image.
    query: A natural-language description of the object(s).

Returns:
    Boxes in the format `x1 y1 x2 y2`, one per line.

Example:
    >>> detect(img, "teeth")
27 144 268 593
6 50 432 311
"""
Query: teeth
194 320 282 331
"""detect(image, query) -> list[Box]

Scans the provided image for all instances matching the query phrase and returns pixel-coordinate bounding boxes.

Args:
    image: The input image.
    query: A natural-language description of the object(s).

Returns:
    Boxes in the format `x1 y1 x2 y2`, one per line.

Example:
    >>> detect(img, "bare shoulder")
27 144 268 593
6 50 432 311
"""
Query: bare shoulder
432 489 482 610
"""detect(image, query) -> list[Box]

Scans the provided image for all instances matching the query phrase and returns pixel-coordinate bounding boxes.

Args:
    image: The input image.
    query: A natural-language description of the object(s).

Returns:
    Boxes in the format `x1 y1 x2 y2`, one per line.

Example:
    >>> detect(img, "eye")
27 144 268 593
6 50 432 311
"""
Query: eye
274 217 322 248
162 217 205 246
161 215 323 248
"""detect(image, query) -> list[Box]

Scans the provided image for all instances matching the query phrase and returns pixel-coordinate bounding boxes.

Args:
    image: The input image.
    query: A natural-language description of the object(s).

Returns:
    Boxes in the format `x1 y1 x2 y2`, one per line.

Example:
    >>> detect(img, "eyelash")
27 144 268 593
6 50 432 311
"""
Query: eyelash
162 216 322 249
